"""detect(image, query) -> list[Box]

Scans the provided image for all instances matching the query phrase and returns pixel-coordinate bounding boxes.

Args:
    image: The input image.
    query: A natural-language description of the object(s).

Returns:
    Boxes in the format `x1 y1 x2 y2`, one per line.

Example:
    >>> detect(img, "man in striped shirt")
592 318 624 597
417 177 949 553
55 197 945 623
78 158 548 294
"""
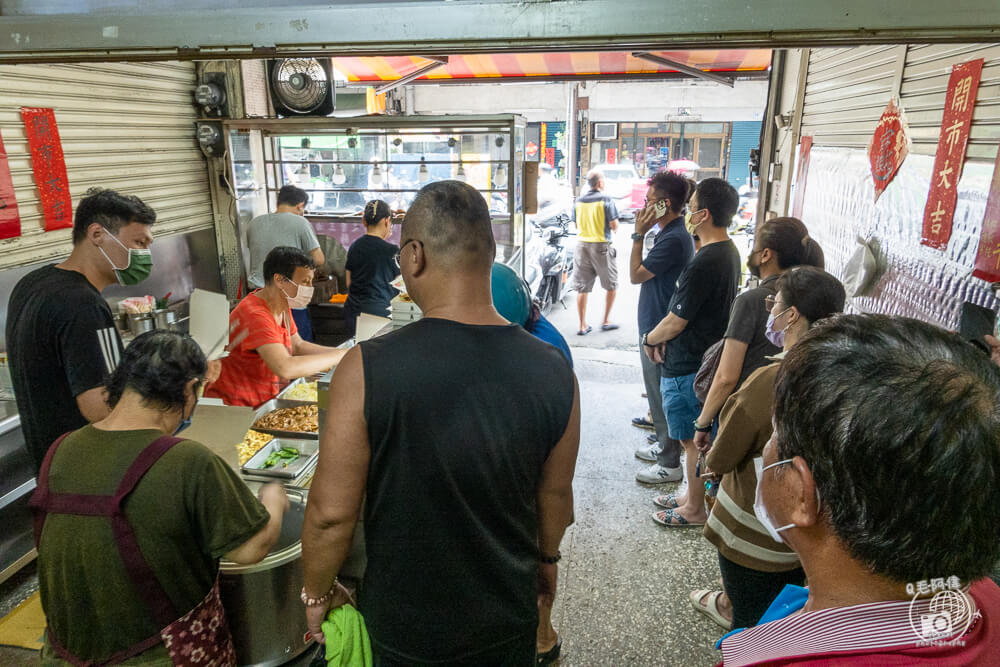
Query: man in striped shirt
7 188 156 470
718 315 1000 665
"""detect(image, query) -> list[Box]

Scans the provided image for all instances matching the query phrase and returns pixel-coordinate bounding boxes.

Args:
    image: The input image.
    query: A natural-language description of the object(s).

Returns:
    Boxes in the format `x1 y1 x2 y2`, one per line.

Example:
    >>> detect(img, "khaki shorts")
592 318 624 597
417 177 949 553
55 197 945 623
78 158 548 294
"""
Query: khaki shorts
572 241 618 293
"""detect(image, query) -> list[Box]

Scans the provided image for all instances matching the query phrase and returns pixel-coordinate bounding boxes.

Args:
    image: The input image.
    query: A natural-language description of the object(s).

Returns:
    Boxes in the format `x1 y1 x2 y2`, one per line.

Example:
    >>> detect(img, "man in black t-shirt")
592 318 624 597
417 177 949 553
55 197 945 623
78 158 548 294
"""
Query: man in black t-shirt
302 181 580 665
644 178 741 527
7 188 156 469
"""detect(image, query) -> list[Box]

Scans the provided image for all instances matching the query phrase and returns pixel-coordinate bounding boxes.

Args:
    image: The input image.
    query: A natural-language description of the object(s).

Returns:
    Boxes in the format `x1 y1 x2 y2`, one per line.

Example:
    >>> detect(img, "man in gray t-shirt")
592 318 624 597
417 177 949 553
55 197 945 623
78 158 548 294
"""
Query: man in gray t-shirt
247 185 323 288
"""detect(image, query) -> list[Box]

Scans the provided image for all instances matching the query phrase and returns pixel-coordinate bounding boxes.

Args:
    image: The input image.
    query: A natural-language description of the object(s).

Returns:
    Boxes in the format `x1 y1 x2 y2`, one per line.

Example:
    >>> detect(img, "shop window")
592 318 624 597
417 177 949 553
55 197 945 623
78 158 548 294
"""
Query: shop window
698 138 723 169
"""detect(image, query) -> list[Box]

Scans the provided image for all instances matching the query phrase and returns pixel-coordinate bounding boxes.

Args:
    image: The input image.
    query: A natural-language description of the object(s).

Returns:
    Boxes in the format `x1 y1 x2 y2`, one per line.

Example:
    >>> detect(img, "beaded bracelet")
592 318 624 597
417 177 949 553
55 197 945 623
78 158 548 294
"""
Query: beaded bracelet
300 579 339 607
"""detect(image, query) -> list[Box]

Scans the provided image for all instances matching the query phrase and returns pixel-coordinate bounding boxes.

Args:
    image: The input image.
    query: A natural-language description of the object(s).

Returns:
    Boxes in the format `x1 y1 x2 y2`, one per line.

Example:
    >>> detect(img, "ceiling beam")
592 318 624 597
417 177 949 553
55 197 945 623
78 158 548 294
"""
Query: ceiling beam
374 57 449 95
631 52 735 87
0 0 998 64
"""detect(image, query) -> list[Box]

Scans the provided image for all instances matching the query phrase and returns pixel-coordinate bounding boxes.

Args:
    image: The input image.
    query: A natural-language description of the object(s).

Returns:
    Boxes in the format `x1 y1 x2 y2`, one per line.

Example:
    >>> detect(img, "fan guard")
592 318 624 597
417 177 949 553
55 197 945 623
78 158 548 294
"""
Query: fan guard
271 58 330 114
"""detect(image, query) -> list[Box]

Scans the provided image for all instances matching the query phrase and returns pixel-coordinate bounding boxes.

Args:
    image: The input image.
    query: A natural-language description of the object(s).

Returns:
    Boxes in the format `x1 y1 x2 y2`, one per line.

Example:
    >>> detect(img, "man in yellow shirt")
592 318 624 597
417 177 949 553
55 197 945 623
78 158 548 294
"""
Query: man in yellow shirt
571 169 620 335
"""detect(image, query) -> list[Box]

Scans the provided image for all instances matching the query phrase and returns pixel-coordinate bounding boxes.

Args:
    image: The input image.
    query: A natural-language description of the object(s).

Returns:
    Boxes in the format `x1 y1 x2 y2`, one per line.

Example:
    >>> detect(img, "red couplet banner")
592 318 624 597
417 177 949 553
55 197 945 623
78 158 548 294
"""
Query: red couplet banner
972 146 1000 283
921 59 984 250
20 107 73 231
791 136 813 220
0 130 20 240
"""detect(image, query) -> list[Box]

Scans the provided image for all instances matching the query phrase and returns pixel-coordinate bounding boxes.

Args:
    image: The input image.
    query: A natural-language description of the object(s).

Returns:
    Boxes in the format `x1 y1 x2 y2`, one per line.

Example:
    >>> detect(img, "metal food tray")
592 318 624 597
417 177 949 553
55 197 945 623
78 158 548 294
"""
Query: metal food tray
251 399 319 439
275 377 318 403
241 438 318 479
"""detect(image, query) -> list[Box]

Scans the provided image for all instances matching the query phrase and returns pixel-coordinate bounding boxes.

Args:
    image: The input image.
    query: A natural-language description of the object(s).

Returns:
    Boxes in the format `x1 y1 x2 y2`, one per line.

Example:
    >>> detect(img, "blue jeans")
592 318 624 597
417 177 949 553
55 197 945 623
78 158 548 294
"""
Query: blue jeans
660 372 699 441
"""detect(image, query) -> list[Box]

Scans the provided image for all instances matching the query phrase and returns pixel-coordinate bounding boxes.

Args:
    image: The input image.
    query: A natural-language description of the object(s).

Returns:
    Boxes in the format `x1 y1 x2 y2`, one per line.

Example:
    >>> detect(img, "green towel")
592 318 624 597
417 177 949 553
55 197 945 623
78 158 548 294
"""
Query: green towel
321 604 372 667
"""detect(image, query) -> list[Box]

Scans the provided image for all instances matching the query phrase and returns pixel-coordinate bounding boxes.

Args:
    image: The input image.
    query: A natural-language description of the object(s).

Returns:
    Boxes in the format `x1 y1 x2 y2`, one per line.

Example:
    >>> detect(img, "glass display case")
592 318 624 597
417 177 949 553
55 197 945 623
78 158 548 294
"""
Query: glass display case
226 115 527 271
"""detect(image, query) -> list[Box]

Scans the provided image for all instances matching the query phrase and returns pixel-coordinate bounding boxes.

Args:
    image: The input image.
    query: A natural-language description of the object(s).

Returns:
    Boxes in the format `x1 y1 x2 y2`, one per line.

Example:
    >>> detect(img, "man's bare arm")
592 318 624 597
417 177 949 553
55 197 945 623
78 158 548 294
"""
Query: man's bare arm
537 379 581 557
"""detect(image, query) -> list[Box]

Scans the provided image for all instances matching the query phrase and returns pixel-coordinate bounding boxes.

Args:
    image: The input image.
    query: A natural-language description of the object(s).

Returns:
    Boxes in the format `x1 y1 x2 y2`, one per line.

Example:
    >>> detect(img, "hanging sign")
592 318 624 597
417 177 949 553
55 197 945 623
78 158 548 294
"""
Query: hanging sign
920 58 984 250
972 146 1000 283
21 107 73 232
791 135 813 219
0 130 20 240
868 98 910 203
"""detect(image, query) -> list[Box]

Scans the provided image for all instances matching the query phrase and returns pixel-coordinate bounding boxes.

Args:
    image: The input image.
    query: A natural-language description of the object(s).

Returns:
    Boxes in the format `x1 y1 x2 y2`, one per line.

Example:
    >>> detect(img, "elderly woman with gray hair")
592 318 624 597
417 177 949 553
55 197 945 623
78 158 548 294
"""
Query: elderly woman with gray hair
32 330 289 666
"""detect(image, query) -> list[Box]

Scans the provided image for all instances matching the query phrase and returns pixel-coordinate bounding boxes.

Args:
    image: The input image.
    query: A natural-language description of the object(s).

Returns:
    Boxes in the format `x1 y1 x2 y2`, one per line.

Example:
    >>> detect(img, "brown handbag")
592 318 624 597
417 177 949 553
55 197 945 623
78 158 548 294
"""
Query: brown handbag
693 338 725 404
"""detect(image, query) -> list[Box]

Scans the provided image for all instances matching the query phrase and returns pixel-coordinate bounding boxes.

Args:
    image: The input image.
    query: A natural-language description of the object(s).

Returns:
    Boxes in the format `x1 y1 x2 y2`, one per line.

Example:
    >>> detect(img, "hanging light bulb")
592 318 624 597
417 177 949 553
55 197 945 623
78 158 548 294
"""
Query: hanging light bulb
332 164 346 185
371 161 382 185
418 156 431 183
455 161 466 182
493 163 507 188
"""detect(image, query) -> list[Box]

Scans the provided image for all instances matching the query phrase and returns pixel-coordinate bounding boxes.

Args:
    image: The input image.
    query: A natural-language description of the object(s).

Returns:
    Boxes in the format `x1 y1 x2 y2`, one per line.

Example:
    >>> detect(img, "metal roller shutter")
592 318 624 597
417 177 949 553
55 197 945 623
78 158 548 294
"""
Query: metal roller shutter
900 43 1000 161
727 120 761 189
0 61 213 270
799 45 900 149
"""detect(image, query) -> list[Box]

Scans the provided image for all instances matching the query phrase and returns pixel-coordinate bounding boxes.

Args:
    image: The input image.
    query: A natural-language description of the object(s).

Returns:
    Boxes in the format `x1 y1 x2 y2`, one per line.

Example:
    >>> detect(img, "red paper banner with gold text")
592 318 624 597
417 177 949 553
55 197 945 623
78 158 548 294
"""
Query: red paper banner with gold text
0 130 20 240
869 98 909 203
921 59 984 249
972 147 1000 283
20 107 72 231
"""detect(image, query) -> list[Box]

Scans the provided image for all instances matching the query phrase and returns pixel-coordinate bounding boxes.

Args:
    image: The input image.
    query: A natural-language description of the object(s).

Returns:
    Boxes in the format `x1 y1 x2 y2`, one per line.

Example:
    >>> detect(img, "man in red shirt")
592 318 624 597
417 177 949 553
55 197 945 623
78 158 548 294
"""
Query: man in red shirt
718 315 1000 665
205 246 345 407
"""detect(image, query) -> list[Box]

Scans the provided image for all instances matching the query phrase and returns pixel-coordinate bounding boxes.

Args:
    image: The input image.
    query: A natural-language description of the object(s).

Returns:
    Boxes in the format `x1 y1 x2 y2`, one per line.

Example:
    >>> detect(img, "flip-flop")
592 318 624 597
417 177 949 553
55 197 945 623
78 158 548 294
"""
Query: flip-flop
536 636 562 665
652 508 705 527
577 325 593 336
601 323 620 331
689 589 733 630
653 493 682 509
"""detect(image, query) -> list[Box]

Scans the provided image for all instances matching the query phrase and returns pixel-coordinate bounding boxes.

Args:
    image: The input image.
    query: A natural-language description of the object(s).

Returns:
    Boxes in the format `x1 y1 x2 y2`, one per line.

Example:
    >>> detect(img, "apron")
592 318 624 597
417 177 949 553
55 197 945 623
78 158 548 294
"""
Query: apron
30 433 238 667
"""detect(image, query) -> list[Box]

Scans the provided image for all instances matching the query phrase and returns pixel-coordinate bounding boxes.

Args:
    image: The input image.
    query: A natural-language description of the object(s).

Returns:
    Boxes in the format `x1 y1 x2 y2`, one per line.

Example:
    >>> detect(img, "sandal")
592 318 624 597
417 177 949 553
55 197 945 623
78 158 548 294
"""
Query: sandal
576 325 593 336
652 508 705 527
653 493 682 509
536 636 562 665
689 589 733 630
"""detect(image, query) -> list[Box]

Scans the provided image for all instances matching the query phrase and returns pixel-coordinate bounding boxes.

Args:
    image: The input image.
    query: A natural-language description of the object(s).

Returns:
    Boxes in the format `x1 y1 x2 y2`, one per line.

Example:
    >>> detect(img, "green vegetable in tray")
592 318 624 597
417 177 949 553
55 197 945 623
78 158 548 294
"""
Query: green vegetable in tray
260 447 301 469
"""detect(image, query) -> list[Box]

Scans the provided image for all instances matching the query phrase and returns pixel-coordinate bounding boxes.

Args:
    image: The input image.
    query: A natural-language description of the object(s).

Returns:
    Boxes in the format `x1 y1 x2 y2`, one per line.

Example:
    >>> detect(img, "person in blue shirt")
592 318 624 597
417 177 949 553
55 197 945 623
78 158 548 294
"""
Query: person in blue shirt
491 263 572 366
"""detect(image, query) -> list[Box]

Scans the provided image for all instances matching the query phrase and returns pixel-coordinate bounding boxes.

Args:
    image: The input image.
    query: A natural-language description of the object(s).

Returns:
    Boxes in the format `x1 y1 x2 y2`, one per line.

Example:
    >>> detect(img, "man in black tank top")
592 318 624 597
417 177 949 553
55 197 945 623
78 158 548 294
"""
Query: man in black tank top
302 181 581 666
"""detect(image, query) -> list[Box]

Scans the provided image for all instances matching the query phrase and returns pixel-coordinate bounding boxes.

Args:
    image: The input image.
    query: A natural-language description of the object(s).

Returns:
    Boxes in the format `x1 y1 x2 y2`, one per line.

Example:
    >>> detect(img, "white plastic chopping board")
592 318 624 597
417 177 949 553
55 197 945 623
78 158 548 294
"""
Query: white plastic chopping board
189 289 230 360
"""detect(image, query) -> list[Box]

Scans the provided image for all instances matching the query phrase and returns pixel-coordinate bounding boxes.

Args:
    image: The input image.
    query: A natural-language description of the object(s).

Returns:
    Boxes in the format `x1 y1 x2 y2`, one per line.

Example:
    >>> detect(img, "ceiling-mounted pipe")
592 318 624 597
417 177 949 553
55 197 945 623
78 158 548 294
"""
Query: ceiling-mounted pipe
631 51 735 88
374 56 449 95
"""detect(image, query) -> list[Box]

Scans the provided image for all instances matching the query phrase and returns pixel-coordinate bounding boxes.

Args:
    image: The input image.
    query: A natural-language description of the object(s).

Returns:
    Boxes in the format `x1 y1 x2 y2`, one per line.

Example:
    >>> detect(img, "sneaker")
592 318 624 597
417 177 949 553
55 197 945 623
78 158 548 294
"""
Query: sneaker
634 444 660 463
631 416 655 431
635 464 683 484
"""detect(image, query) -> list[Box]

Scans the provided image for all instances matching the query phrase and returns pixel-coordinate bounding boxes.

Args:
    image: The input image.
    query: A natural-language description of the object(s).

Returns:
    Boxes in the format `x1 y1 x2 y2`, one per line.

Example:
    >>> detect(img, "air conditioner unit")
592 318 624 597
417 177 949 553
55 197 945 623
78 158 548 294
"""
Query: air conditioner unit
593 123 618 141
267 58 336 117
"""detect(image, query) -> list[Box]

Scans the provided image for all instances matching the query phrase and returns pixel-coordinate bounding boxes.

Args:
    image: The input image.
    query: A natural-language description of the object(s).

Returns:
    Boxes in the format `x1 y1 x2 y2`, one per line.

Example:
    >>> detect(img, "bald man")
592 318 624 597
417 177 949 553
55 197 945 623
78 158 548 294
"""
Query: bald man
301 181 581 665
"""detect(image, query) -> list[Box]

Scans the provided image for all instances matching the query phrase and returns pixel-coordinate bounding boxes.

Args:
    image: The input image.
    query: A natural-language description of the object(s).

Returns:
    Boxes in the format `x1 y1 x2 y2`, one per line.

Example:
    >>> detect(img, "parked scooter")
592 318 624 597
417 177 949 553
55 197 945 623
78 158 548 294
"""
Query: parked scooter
528 212 574 314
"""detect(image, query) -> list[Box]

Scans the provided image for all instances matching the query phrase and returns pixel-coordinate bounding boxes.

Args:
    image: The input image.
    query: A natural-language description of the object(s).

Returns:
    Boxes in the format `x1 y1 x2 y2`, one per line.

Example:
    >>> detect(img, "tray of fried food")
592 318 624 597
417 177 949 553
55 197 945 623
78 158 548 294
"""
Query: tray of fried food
251 399 320 439
236 429 275 466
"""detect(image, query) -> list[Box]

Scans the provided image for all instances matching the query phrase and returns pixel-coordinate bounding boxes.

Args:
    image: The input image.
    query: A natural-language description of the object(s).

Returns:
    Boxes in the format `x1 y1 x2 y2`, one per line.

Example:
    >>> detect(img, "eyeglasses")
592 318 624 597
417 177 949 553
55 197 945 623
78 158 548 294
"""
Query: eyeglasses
764 295 786 312
644 197 666 206
393 238 423 268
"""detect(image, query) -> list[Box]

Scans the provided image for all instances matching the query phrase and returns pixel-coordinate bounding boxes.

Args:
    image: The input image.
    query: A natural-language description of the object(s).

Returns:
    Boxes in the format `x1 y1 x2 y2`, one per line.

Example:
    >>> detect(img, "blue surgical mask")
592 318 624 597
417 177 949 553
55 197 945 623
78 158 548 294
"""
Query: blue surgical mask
174 416 192 435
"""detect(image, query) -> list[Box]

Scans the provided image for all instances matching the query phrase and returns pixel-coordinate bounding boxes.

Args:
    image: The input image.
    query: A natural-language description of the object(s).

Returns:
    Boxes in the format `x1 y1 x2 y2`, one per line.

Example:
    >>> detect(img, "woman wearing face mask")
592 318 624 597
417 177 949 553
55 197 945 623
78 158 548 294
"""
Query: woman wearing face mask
656 220 823 518
344 199 400 337
688 267 845 631
205 246 346 407
33 330 290 665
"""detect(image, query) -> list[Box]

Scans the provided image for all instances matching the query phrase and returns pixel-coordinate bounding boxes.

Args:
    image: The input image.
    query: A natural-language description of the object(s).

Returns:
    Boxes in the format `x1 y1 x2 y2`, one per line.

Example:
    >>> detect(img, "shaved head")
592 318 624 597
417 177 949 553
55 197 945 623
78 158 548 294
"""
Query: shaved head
403 180 496 272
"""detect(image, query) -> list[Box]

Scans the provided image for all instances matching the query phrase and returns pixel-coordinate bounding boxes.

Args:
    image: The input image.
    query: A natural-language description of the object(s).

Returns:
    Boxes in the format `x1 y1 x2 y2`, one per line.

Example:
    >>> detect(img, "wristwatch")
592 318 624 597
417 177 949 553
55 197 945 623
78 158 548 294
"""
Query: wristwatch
539 551 561 564
641 332 655 347
693 419 713 433
631 232 644 242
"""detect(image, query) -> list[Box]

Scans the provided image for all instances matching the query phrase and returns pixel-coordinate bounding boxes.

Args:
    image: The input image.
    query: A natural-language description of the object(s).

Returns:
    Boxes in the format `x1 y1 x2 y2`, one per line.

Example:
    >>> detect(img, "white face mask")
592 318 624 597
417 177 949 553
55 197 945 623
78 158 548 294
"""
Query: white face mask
753 456 797 544
281 278 314 309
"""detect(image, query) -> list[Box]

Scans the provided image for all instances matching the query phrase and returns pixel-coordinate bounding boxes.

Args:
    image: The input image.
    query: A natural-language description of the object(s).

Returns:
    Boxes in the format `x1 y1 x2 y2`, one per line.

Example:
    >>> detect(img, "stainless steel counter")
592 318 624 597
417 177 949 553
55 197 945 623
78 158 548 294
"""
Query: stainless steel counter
0 400 35 585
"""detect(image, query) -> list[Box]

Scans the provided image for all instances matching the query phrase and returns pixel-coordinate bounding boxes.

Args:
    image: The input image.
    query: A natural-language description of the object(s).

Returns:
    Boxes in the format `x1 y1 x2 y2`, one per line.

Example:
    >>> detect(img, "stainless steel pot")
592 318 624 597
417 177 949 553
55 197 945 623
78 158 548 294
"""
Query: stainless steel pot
126 312 154 337
220 490 312 667
152 308 176 330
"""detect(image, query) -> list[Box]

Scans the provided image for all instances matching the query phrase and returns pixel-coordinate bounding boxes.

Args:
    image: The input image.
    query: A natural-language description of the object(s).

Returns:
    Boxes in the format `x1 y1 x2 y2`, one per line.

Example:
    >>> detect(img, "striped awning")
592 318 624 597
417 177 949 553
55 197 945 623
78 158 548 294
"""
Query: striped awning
334 50 771 83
